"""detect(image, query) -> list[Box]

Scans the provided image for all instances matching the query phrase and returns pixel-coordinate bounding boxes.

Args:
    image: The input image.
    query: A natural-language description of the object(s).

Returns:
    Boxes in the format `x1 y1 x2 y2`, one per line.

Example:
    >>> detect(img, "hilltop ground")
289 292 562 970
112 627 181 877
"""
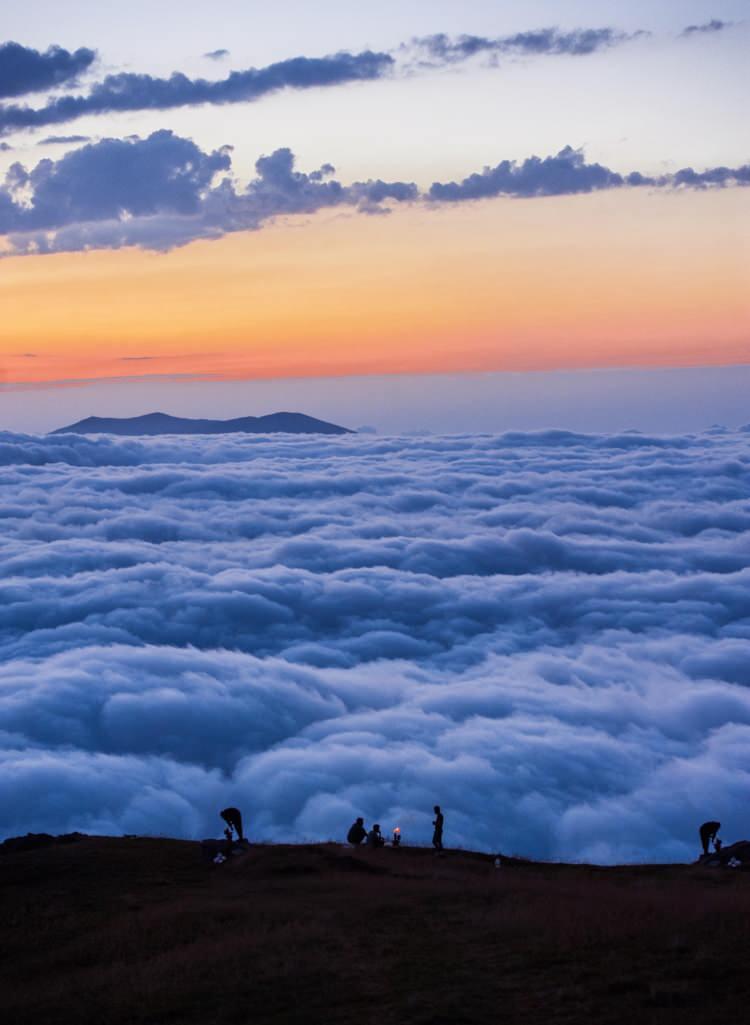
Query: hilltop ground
1 836 748 1025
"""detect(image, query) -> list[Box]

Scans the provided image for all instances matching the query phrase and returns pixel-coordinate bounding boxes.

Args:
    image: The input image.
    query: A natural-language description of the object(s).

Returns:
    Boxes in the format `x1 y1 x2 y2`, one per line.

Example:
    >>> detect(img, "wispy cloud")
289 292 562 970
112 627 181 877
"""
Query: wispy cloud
681 19 733 37
37 134 91 146
403 27 644 66
204 49 230 61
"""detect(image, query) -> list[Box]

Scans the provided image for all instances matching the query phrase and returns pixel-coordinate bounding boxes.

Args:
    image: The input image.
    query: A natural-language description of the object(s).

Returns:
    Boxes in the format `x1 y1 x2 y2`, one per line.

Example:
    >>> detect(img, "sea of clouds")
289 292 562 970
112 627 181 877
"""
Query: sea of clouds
1 427 749 862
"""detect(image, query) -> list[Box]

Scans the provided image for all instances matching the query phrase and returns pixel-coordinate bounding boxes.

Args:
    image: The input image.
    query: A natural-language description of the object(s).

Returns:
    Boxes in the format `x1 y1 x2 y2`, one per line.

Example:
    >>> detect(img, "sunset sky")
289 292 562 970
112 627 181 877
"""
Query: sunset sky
0 0 748 430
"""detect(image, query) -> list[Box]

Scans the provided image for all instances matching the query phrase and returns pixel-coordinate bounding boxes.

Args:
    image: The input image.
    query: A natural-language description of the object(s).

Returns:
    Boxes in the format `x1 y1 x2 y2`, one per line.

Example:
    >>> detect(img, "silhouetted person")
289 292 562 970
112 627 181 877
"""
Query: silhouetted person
220 807 244 842
367 824 384 848
347 817 366 845
432 805 444 851
699 820 721 856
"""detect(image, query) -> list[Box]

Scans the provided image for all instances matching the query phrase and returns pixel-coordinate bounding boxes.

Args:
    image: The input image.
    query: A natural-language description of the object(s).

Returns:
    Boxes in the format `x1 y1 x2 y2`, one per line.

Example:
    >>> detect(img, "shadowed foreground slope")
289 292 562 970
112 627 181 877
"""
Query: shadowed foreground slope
2 836 749 1025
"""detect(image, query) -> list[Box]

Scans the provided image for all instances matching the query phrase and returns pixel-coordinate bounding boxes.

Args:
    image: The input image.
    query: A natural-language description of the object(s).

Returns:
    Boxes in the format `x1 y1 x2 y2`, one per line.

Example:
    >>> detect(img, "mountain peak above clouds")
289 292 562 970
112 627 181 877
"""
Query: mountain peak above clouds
50 411 352 435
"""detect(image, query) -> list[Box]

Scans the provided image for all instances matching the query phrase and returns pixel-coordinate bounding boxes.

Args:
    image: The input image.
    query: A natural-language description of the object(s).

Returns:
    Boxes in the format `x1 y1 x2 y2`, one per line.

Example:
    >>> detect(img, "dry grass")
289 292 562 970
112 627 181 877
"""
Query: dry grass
1 836 749 1025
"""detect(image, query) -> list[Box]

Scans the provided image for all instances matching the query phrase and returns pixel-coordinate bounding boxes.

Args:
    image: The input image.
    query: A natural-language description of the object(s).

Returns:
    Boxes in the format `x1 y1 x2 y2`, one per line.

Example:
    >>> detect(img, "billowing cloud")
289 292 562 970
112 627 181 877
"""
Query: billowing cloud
1 428 749 862
681 19 732 37
0 49 393 136
0 41 95 99
406 27 641 65
0 131 416 254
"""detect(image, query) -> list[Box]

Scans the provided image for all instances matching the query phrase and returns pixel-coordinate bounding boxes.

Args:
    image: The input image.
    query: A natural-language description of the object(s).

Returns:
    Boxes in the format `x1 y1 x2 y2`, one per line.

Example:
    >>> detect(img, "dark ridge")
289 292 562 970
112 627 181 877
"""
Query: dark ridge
50 411 353 436
3 834 750 1025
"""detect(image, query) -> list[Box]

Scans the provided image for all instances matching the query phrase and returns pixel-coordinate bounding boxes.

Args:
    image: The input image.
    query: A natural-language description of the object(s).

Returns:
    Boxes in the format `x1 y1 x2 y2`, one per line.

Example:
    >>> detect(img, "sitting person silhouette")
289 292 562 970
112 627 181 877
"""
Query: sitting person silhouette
220 807 244 842
347 817 367 845
699 820 721 856
367 823 385 848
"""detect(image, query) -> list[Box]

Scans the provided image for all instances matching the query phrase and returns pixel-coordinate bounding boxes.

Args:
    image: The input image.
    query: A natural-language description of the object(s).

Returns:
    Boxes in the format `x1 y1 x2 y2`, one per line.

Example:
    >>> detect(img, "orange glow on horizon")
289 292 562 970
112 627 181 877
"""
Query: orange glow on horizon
1 188 748 387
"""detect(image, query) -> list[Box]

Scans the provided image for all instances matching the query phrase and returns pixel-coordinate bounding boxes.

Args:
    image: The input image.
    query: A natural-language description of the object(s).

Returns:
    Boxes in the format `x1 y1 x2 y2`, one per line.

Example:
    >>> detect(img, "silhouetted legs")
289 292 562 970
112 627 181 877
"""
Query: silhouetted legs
699 820 720 856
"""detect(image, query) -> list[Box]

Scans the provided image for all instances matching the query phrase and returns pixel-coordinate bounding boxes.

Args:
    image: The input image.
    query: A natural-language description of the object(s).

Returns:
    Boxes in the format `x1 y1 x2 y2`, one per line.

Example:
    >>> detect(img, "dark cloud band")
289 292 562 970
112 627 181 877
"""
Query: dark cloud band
0 134 747 256
0 50 393 136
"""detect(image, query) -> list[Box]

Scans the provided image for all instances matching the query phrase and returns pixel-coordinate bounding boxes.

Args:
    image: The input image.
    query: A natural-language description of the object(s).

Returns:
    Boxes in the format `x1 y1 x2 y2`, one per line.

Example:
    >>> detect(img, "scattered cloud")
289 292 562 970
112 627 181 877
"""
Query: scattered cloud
0 41 96 99
1 428 749 861
681 19 732 37
0 142 12 151
0 26 644 138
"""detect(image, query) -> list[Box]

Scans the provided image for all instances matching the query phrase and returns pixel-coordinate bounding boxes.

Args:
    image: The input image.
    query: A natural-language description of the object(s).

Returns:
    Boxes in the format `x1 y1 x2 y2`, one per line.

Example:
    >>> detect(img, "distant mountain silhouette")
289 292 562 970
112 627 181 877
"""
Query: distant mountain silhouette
50 412 352 436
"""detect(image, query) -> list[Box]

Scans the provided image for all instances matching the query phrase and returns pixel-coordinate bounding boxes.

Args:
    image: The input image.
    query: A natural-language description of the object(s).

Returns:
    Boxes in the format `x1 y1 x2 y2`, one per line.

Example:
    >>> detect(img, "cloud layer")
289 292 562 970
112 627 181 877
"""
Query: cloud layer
1 428 749 862
1 133 747 256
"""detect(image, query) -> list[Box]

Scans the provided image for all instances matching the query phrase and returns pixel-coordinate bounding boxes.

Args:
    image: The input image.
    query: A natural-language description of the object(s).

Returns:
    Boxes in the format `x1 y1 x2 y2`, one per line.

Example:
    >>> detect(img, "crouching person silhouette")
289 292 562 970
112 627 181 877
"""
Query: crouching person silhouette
699 820 721 856
347 817 367 846
220 807 244 843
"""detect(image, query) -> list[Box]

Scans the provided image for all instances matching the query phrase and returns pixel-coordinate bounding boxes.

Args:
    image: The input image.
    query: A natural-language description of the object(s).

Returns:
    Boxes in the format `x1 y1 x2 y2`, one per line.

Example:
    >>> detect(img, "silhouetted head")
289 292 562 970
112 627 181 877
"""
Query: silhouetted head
356 817 363 825
434 805 441 813
374 823 381 832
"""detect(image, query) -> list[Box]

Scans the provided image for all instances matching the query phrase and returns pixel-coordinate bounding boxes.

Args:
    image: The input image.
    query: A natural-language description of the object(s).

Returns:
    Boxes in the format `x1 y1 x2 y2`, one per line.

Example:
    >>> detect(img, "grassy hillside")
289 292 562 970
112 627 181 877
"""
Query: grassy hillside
1 835 749 1024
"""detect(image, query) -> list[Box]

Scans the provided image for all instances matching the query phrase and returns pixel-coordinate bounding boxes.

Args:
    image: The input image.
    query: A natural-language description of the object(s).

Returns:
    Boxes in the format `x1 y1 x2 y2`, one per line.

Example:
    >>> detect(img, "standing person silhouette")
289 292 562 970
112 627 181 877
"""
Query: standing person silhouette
432 805 444 852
